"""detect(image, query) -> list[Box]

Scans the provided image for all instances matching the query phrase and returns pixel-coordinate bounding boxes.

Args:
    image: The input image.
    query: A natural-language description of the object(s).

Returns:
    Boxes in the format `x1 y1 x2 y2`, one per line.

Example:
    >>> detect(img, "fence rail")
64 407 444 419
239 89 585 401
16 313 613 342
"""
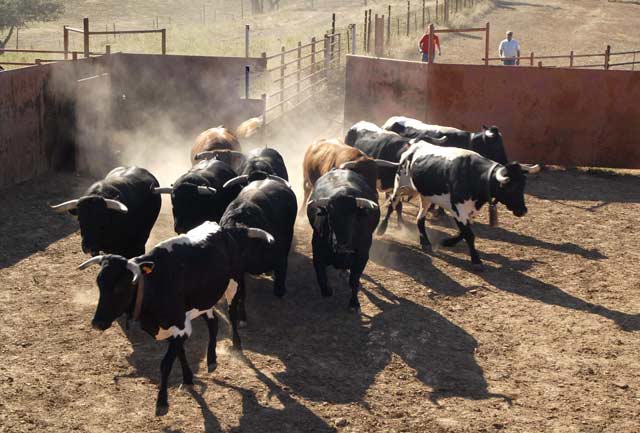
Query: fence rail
482 46 640 69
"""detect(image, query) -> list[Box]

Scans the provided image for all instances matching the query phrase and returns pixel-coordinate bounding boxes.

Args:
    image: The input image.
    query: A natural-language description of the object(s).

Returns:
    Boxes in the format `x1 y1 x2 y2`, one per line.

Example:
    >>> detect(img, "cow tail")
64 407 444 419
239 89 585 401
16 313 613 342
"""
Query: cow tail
235 116 264 139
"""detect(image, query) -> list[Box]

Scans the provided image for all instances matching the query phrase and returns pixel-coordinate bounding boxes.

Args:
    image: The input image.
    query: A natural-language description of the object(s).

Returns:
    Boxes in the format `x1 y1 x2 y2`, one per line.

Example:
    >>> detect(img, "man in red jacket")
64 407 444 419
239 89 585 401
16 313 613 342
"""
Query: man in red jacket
419 31 441 62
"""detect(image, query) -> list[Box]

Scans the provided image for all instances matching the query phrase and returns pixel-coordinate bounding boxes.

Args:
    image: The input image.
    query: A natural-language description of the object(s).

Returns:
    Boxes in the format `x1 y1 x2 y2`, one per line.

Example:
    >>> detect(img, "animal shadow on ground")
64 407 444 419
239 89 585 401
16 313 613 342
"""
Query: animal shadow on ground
473 222 606 260
240 248 510 406
212 356 338 433
437 250 640 332
370 237 471 296
0 173 86 269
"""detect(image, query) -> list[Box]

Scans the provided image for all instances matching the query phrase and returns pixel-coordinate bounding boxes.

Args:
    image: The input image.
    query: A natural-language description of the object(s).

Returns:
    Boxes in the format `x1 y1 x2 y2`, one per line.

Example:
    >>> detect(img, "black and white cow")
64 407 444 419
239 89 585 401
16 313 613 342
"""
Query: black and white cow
51 166 161 258
77 220 275 414
153 159 242 234
307 169 380 311
220 171 297 327
345 121 446 224
220 147 290 190
382 116 509 165
377 141 540 270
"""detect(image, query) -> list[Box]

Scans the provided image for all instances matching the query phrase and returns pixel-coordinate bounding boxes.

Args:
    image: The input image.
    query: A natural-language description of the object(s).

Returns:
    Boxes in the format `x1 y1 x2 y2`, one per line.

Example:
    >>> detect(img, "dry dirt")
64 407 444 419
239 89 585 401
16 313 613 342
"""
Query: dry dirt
1 131 640 432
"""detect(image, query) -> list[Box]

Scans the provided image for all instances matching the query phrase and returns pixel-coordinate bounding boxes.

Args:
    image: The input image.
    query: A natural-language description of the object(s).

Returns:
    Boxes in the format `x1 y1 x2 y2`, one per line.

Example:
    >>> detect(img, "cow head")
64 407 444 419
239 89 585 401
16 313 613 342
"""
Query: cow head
493 162 540 217
78 254 142 331
242 156 277 177
474 125 508 165
308 195 378 254
154 183 218 234
51 195 128 256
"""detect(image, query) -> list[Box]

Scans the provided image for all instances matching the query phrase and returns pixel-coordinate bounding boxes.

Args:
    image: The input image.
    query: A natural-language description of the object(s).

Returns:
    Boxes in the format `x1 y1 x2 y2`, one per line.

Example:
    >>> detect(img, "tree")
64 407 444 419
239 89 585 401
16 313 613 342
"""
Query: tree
0 0 64 50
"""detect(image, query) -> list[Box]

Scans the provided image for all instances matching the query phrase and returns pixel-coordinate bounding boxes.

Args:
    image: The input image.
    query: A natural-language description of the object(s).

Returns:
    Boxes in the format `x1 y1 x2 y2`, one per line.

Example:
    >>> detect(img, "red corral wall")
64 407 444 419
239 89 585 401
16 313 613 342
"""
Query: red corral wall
344 55 640 168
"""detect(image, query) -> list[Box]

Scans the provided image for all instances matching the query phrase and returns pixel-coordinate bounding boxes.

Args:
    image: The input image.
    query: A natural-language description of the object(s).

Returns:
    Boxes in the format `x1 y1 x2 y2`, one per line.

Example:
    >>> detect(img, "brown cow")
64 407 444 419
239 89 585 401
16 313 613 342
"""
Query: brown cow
301 138 398 214
190 117 262 167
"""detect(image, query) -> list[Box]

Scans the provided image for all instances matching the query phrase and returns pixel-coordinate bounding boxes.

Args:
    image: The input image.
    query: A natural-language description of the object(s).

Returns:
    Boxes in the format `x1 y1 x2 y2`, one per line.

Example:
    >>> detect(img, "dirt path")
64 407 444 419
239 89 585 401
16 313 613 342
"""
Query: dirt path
1 160 640 433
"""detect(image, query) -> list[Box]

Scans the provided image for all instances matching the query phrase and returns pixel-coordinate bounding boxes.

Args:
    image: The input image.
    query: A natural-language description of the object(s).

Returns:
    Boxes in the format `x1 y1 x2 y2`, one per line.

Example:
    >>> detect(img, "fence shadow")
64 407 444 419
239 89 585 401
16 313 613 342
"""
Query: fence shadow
0 172 88 270
436 250 640 332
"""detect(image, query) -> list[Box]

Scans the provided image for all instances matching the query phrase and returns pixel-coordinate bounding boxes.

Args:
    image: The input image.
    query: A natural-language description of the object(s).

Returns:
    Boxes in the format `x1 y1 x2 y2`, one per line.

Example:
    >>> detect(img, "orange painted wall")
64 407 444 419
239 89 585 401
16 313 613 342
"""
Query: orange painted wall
344 55 640 168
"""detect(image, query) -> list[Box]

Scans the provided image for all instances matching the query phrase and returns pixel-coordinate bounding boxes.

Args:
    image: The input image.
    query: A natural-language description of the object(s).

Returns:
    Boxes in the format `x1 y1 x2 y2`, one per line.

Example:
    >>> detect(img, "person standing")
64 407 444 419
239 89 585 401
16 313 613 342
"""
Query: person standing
419 31 441 63
498 30 520 66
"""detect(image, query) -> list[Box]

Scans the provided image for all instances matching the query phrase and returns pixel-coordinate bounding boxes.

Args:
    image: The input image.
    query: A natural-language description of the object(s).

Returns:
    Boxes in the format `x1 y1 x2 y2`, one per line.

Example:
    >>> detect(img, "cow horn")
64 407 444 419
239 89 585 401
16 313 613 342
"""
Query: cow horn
495 167 510 184
223 175 249 189
153 187 173 194
195 151 217 161
197 186 217 195
78 255 104 270
520 163 541 174
339 161 358 170
268 175 291 188
50 199 80 212
246 228 275 244
307 198 329 208
126 260 142 285
373 159 400 168
355 198 379 210
424 135 448 145
104 199 128 213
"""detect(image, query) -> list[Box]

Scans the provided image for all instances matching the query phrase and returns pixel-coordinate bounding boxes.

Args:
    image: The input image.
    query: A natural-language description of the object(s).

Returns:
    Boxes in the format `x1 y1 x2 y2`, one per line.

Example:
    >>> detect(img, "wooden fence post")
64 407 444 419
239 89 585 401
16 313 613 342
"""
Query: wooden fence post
63 26 69 59
83 17 90 58
324 34 330 77
72 51 78 60
530 52 534 66
337 33 341 69
331 13 336 59
311 36 316 80
435 0 439 24
397 17 400 37
245 25 250 57
106 45 111 55
484 22 490 66
406 1 410 37
427 23 435 64
351 24 357 55
364 10 368 52
387 5 391 44
538 61 542 67
422 0 426 29
604 45 611 70
367 9 372 52
161 29 167 54
245 65 250 99
569 50 574 68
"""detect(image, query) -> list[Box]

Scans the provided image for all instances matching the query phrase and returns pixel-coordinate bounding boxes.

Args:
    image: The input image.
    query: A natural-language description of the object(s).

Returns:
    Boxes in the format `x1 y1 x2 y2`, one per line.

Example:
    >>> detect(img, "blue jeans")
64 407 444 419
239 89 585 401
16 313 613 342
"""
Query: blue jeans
502 58 516 66
421 52 436 63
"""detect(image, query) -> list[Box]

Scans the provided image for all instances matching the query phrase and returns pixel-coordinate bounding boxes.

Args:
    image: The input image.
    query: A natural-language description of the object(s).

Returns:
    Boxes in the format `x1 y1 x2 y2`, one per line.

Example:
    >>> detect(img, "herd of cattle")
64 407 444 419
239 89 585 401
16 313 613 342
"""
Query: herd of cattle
50 115 539 414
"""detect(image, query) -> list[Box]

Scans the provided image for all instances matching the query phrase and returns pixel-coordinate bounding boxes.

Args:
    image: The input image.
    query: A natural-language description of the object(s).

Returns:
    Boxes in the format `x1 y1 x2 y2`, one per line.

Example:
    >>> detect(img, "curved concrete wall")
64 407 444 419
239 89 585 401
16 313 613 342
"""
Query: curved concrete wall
344 55 640 168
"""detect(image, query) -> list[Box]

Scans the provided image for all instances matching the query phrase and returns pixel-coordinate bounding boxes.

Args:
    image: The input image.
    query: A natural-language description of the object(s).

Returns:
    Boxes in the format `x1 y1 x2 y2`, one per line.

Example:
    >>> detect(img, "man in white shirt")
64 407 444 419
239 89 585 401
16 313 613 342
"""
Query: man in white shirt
498 30 520 66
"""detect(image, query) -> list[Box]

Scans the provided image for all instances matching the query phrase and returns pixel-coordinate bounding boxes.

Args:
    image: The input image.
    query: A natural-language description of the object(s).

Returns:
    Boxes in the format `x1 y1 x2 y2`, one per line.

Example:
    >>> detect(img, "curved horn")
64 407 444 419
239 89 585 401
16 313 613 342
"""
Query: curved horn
197 186 217 196
495 166 510 184
267 175 291 188
126 260 142 285
355 198 379 210
339 161 358 170
195 151 217 161
307 198 330 208
50 199 80 213
153 187 173 195
373 159 400 168
520 163 541 174
223 175 249 189
423 135 447 145
246 228 275 244
104 199 128 213
78 255 104 270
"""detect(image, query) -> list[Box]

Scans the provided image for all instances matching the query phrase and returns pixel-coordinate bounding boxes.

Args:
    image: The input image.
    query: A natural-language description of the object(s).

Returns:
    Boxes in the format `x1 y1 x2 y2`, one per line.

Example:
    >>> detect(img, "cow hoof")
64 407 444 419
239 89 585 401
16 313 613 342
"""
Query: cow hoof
239 320 248 328
471 262 485 273
207 362 217 373
155 403 169 417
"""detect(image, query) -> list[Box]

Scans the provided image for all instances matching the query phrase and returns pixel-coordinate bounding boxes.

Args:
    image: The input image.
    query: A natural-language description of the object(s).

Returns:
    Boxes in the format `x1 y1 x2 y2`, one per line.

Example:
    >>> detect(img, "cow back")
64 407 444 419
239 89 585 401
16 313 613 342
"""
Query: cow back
190 127 241 164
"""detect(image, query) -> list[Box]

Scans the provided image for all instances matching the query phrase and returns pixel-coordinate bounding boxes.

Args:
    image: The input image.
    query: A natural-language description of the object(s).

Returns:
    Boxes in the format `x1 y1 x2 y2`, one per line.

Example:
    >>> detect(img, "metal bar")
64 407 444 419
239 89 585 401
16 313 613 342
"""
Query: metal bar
65 27 84 33
484 22 490 66
483 52 607 61
604 45 611 70
352 23 357 54
0 48 70 54
406 1 410 37
280 46 285 115
0 61 40 66
245 24 250 57
428 23 435 64
607 61 640 67
266 81 327 124
570 50 574 67
63 27 69 59
266 77 328 112
571 63 606 68
245 65 250 99
609 50 640 56
433 26 487 33
387 5 391 44
297 41 302 103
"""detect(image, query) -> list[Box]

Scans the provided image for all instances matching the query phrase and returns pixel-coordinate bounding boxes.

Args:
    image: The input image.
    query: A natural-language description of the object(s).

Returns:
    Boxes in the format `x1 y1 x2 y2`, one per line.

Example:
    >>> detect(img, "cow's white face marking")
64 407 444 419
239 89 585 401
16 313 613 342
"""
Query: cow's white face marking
156 221 221 252
484 129 495 138
412 141 478 162
155 307 214 340
244 178 280 191
383 116 461 135
352 120 382 133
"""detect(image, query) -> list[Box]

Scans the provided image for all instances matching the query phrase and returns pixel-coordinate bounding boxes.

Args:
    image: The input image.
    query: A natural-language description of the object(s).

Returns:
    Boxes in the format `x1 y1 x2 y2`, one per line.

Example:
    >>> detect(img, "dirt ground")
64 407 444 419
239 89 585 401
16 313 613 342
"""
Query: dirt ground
1 143 640 432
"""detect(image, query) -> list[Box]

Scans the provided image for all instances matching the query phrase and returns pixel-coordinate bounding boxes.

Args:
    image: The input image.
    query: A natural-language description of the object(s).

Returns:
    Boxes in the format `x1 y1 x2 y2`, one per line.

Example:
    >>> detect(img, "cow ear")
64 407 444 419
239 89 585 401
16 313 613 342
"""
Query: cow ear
139 262 155 275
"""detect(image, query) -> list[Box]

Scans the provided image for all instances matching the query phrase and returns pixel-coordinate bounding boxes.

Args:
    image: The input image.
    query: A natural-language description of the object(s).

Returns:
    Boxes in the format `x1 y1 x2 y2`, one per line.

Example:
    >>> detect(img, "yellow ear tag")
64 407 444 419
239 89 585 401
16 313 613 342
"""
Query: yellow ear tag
140 263 155 275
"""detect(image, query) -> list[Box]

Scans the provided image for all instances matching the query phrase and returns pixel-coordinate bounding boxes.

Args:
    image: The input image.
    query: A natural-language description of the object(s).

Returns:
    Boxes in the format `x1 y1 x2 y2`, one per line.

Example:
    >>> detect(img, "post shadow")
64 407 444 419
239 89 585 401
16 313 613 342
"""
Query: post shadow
436 250 640 332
